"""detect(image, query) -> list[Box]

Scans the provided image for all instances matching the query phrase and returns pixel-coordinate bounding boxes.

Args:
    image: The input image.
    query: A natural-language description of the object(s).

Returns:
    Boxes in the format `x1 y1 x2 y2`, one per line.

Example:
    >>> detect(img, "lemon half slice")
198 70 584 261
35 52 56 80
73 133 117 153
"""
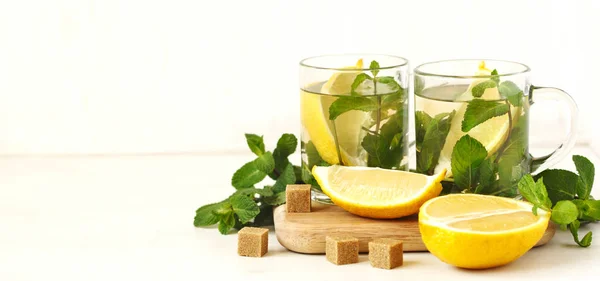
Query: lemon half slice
419 194 550 269
312 165 446 219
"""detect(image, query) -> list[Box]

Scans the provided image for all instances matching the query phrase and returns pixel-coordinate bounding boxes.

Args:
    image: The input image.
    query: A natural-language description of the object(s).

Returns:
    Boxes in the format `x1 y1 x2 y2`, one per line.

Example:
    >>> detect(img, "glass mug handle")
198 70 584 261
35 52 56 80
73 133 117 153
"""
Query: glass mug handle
529 86 579 174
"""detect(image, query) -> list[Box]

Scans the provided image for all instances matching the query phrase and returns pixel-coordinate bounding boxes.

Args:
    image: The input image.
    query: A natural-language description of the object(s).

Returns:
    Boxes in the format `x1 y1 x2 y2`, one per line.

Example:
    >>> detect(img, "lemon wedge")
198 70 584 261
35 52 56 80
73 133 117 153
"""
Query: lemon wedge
300 59 370 166
311 165 446 219
419 194 550 269
434 61 521 176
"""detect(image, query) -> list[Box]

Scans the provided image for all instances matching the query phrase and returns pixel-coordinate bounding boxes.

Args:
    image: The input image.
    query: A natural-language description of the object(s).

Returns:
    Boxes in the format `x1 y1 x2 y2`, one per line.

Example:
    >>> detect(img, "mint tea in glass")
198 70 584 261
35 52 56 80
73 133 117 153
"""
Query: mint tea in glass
299 54 410 203
413 59 578 197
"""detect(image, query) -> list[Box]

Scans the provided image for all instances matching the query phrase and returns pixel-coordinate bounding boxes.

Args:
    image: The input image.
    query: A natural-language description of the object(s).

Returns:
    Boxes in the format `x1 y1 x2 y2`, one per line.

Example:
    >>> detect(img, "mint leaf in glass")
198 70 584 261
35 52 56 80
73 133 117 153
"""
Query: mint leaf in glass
498 81 523 106
451 135 488 190
490 69 500 84
245 133 265 156
471 80 497 98
369 60 380 77
474 156 497 194
461 99 509 132
328 96 378 121
416 111 455 174
351 73 372 96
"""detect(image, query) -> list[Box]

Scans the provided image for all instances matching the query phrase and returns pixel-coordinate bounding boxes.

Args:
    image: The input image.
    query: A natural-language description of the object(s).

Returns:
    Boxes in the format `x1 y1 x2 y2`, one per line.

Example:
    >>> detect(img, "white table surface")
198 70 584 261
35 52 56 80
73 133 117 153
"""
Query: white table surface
1 146 599 281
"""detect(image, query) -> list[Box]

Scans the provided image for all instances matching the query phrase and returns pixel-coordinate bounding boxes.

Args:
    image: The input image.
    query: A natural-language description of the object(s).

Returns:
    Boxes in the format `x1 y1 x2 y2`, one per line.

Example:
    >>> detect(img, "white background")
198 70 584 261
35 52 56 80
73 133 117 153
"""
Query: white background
0 0 598 155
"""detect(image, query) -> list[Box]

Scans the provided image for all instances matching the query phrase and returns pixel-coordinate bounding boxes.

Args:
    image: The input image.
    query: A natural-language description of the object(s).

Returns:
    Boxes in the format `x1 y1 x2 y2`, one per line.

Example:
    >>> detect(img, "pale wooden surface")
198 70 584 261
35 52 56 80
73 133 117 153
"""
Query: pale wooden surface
274 202 557 254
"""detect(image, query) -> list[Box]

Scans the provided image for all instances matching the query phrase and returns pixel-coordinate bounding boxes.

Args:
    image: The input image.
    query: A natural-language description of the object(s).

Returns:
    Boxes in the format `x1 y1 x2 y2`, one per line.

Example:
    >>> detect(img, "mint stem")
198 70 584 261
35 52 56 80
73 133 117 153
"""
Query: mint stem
331 121 344 165
375 78 381 133
494 100 513 164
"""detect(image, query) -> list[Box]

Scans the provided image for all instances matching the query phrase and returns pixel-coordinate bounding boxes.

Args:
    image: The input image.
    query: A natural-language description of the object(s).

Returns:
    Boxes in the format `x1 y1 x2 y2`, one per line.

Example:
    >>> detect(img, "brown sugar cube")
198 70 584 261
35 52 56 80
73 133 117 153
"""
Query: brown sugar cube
286 184 311 213
368 238 403 269
326 236 359 265
237 227 268 257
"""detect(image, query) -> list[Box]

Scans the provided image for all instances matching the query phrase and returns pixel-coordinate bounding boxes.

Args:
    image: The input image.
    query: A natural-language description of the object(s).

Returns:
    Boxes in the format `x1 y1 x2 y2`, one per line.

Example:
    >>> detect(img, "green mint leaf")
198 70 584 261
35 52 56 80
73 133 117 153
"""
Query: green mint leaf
233 187 273 198
273 164 296 193
551 200 579 225
244 133 265 156
329 96 378 121
275 133 297 158
490 69 500 84
218 212 235 234
471 80 497 98
498 81 523 107
569 220 592 247
415 111 433 151
254 152 275 174
305 141 326 168
451 135 488 190
361 110 406 169
230 194 260 224
301 163 320 190
496 125 527 194
581 231 593 247
272 133 298 174
369 60 380 77
534 169 577 204
474 156 497 194
264 192 287 206
416 111 455 174
582 199 600 221
390 133 402 150
194 201 226 227
573 155 595 200
231 161 267 189
517 175 551 211
461 99 510 132
351 73 372 96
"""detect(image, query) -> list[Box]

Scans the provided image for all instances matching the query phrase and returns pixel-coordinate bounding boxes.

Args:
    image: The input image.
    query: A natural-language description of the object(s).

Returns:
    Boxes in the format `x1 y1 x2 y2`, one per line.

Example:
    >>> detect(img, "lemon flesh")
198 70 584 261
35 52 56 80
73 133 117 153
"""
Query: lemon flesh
419 194 550 269
300 59 370 166
434 62 521 176
312 165 446 219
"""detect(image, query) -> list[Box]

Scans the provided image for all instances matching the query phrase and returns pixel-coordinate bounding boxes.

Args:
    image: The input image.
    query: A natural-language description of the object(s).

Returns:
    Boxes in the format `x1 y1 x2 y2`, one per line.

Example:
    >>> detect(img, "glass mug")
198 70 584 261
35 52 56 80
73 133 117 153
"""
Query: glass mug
413 59 578 197
299 54 410 203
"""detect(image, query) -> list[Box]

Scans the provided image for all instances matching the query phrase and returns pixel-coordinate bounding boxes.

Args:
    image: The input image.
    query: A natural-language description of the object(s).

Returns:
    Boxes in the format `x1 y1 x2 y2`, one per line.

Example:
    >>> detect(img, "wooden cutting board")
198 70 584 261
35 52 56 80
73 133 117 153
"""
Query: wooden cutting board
273 202 556 254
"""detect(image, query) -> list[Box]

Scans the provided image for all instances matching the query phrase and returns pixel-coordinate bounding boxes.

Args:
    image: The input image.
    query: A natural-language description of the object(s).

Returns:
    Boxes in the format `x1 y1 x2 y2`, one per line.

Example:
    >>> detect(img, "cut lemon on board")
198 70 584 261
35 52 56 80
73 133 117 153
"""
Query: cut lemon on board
311 165 446 219
419 194 550 269
300 59 370 166
434 61 522 176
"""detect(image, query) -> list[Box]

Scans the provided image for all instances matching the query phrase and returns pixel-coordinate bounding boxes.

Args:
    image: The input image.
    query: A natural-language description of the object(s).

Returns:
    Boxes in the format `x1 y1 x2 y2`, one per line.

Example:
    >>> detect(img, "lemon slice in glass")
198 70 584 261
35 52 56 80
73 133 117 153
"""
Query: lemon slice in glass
300 59 370 166
434 62 521 176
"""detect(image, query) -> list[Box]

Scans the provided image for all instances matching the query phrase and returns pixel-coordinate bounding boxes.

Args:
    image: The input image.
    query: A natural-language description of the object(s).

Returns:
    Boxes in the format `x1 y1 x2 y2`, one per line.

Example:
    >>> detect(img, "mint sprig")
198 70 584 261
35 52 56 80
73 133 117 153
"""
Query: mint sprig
518 155 598 247
194 133 302 234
